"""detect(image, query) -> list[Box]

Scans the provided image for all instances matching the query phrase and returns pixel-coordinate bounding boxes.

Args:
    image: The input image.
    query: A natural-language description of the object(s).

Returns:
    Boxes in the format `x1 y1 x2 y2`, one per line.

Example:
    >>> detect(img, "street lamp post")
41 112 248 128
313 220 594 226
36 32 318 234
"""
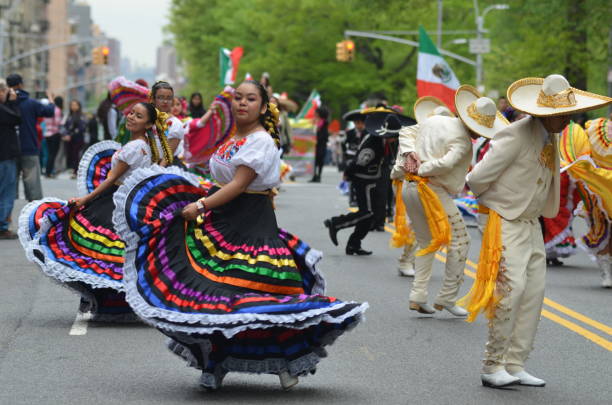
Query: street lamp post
473 1 509 91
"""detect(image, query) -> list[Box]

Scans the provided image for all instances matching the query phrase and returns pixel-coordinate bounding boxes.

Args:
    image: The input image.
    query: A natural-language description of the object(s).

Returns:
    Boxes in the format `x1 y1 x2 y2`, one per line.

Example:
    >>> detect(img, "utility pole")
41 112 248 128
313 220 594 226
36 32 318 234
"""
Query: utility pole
0 0 22 78
437 0 443 49
472 1 509 92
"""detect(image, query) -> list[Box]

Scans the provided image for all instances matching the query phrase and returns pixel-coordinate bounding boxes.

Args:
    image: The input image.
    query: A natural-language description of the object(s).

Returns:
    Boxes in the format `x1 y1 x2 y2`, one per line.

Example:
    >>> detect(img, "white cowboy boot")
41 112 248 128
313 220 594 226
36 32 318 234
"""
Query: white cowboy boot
481 370 520 388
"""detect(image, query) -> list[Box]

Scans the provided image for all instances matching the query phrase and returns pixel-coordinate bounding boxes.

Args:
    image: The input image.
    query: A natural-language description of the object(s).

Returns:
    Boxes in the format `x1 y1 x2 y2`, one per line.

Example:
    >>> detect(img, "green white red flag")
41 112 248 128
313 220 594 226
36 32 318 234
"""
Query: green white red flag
296 90 321 120
417 26 460 110
219 47 244 86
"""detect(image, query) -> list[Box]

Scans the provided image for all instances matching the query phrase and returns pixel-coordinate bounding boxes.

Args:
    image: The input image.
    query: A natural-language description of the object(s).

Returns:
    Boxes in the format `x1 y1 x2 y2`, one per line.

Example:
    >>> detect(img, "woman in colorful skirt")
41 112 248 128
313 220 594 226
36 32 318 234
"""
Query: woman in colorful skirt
113 80 368 390
18 102 173 320
561 117 612 287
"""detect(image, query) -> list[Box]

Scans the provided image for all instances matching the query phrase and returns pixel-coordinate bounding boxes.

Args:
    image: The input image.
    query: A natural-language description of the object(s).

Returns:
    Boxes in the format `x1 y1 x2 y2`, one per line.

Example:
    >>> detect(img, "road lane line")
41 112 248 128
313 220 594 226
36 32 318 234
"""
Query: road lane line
375 211 612 347
435 255 612 351
69 312 91 336
464 258 612 337
541 310 612 351
542 299 612 336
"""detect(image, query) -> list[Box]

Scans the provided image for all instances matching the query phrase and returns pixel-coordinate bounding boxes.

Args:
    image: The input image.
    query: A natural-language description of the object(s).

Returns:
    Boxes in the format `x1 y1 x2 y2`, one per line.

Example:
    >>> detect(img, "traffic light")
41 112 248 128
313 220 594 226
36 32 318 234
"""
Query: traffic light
92 46 102 64
335 40 355 62
336 41 347 62
101 46 109 65
92 46 110 65
345 40 355 61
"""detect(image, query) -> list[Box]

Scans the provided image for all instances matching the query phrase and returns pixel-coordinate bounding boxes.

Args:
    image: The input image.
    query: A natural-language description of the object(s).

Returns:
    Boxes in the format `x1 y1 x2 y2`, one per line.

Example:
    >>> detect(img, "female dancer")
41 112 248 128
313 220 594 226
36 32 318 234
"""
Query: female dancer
114 80 367 390
19 102 173 320
562 118 612 287
189 92 206 118
150 81 187 160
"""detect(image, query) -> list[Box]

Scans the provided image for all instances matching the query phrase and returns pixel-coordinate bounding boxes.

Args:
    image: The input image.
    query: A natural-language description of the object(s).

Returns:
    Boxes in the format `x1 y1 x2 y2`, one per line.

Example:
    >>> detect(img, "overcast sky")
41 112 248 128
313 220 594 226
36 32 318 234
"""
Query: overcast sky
88 0 171 67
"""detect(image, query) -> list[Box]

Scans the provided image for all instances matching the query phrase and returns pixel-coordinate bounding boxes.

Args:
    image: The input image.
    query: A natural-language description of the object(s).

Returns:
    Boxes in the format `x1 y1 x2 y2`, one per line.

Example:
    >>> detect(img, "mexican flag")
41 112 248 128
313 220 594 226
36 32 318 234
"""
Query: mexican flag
416 26 460 111
219 47 244 86
296 90 321 120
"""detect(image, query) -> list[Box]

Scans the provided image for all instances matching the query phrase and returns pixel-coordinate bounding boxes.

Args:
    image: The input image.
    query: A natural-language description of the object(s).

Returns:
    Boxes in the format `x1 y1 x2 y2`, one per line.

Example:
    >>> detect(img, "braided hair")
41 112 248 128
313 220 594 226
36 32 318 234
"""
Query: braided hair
136 102 173 165
242 79 281 149
154 109 174 165
137 102 161 164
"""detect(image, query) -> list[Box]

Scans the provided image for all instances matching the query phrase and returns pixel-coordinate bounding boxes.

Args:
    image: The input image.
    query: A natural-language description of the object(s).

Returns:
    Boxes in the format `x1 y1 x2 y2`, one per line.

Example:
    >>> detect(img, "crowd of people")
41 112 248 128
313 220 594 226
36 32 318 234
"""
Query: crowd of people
3 67 611 393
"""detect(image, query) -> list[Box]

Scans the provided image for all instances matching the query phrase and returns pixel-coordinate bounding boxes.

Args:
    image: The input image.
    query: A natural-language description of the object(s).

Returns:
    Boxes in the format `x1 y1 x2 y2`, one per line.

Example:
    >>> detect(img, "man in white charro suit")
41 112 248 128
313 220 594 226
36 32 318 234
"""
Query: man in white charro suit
460 74 612 388
396 90 506 317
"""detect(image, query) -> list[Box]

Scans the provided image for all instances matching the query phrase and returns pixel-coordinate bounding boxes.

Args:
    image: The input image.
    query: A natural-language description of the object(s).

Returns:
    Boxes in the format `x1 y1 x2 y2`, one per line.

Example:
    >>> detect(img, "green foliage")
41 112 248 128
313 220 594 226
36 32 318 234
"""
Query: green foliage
168 0 611 119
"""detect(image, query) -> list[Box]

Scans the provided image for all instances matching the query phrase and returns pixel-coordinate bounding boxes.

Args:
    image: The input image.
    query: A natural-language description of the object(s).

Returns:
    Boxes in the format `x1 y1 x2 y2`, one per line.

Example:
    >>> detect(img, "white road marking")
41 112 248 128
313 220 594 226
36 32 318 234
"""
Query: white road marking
69 312 91 336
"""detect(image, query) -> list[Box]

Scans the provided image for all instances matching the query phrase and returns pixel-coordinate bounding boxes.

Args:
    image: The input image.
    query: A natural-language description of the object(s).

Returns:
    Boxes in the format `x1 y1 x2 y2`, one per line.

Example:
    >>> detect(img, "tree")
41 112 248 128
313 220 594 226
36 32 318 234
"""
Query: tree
168 0 611 119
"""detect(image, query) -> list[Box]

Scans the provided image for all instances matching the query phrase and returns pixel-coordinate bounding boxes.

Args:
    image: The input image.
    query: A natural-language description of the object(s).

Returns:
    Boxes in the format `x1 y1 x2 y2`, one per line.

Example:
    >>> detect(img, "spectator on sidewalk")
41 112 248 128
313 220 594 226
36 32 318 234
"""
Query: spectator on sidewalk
6 73 54 201
87 112 99 146
63 100 87 179
0 79 21 239
42 96 64 178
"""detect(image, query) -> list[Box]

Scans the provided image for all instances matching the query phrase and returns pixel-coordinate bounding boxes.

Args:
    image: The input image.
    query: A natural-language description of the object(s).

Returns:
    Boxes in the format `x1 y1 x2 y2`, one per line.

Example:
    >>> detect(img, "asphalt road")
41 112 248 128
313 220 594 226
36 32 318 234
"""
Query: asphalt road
1 167 610 405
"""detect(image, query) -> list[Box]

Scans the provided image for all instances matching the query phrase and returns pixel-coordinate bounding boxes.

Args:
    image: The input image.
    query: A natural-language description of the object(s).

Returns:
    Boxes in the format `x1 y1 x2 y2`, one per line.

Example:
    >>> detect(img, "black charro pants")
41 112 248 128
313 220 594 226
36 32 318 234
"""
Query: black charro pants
331 180 376 248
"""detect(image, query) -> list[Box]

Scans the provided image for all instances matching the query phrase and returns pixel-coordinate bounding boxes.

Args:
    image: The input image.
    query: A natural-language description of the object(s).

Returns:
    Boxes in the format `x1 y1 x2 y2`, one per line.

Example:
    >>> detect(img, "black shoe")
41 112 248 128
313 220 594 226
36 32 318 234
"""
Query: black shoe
345 246 372 256
324 219 339 246
308 176 320 183
547 258 564 266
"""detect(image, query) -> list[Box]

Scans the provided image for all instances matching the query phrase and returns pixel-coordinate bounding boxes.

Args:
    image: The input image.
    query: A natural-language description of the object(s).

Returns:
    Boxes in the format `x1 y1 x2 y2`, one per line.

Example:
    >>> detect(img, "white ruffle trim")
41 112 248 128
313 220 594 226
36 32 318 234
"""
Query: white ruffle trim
18 198 65 262
77 140 121 197
544 226 574 251
144 301 368 338
29 214 124 291
167 309 362 388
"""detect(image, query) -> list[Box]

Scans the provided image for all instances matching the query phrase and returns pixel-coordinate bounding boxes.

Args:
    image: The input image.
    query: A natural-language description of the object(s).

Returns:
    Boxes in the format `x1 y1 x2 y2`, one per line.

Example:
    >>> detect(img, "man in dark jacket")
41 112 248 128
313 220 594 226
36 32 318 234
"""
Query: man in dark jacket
6 74 55 201
324 129 384 255
0 79 22 239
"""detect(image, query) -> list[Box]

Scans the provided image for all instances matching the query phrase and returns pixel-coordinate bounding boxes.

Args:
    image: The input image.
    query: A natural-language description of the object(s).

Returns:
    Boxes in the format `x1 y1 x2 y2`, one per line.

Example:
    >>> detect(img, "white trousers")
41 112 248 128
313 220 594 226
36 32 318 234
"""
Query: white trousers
403 182 470 307
483 217 546 374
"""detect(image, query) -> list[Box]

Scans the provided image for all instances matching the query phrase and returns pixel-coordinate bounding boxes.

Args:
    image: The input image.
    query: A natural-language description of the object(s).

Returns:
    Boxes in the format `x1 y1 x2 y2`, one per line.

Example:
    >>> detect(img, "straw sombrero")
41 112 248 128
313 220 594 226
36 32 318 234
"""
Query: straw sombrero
413 96 454 124
455 85 509 139
507 74 612 117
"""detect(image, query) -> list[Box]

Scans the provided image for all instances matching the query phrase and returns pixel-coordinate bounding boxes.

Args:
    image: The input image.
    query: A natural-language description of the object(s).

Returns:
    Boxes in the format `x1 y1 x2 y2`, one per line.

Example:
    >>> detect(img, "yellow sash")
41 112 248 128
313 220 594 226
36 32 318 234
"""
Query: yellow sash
390 179 415 248
403 173 451 256
457 205 502 322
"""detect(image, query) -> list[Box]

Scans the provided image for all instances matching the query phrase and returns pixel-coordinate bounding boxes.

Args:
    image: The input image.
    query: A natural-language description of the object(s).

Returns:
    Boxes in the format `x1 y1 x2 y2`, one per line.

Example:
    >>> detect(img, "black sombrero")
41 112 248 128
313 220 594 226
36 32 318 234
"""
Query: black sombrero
343 109 366 122
364 108 416 138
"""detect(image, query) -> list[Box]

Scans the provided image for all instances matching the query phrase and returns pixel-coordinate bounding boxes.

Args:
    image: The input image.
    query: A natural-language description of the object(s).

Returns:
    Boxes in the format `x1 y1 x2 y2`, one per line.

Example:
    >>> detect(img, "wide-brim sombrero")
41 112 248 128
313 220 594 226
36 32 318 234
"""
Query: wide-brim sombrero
455 85 509 139
364 110 416 138
343 109 366 122
414 96 454 124
507 76 612 117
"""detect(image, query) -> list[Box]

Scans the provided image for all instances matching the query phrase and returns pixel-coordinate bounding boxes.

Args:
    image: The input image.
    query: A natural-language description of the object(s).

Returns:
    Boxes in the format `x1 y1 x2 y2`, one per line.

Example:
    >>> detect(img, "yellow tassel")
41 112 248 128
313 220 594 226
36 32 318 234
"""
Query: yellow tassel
390 180 415 248
404 173 451 256
456 207 502 323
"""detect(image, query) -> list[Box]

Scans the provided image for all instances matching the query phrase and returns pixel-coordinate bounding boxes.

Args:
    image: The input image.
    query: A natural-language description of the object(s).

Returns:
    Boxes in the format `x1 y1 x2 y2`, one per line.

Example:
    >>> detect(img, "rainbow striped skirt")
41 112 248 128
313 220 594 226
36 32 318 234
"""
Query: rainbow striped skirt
113 166 368 389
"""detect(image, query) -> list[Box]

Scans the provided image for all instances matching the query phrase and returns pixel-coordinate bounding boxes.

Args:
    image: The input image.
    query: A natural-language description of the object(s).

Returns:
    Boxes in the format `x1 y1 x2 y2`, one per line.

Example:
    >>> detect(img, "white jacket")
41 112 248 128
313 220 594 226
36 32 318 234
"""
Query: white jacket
467 115 560 220
392 116 472 195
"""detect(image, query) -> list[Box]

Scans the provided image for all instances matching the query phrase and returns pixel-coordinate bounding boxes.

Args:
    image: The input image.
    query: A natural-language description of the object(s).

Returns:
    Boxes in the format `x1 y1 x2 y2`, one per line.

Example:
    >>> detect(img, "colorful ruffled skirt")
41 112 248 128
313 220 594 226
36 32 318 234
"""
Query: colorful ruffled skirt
113 166 368 389
18 141 136 321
